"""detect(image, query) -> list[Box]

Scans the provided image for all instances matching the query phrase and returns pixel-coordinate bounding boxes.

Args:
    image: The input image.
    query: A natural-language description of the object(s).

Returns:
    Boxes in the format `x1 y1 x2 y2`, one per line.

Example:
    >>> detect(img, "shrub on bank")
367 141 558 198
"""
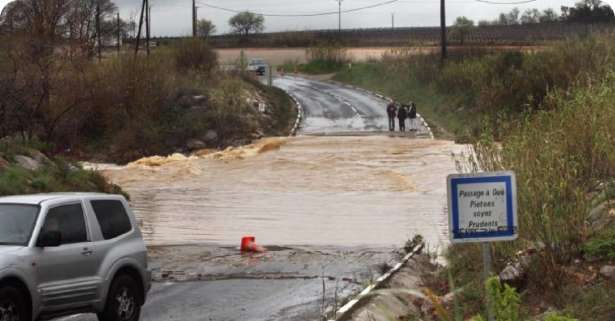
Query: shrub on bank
0 36 295 163
0 139 125 197
443 73 615 321
172 38 218 75
336 35 615 140
280 41 349 75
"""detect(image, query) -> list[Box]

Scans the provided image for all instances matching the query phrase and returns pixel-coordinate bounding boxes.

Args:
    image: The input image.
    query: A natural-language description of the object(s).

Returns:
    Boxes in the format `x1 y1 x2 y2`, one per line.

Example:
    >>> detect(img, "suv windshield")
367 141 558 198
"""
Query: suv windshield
0 204 39 246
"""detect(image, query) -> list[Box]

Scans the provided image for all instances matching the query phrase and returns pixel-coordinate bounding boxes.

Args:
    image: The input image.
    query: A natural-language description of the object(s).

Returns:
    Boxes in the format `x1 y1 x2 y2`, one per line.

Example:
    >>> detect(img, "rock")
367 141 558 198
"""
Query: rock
14 155 42 171
500 264 522 281
518 254 534 268
251 130 265 139
350 290 422 321
441 288 464 307
28 150 52 165
589 201 613 230
599 265 615 279
204 130 218 142
186 139 206 151
499 262 527 289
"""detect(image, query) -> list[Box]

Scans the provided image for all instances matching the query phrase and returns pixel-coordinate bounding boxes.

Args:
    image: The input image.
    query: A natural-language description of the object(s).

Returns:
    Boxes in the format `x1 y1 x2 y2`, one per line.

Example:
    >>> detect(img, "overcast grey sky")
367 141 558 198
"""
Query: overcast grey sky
114 0 582 36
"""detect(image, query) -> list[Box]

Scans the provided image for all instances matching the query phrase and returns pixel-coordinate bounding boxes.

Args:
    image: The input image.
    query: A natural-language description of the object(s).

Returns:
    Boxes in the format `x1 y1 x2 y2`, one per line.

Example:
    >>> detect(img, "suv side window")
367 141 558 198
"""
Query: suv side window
41 204 88 244
91 200 132 240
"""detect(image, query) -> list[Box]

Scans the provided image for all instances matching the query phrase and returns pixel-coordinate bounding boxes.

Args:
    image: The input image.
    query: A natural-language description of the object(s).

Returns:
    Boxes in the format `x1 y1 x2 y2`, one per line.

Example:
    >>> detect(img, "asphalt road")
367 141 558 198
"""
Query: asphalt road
274 76 429 135
57 246 399 321
57 77 436 321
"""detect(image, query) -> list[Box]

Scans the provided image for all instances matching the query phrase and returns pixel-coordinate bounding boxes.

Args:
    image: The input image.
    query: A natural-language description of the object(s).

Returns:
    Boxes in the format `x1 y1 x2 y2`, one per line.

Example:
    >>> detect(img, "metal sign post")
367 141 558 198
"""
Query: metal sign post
482 242 495 321
447 171 518 321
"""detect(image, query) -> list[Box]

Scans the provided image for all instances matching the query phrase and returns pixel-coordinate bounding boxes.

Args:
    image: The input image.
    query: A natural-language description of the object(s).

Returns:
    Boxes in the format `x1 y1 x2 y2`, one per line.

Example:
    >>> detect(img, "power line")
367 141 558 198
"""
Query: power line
196 0 402 17
475 0 537 4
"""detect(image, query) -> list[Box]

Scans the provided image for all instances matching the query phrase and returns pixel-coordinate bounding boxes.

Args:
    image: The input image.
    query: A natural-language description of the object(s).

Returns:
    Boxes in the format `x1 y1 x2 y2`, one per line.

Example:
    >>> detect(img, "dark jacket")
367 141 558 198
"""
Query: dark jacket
409 103 417 119
397 106 408 120
386 103 397 117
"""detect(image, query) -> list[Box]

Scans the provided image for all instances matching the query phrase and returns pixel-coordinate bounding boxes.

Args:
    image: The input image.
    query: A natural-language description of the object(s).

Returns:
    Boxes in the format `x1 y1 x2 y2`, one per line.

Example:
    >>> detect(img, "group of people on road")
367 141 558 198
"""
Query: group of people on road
386 101 418 132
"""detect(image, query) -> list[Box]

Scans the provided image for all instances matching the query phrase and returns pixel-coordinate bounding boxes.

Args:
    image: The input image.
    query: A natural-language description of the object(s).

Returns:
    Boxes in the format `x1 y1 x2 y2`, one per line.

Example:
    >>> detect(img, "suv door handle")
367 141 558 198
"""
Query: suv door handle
82 248 93 256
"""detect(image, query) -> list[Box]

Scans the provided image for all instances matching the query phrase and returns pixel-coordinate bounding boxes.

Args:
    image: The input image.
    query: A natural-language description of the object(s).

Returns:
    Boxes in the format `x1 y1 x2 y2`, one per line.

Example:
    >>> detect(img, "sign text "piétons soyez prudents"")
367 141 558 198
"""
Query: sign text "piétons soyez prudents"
459 188 505 229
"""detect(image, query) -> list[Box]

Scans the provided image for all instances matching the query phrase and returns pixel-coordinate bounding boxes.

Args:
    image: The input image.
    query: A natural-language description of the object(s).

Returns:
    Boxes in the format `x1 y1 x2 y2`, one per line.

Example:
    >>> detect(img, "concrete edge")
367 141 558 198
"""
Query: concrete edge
328 243 424 321
288 93 304 136
327 80 435 140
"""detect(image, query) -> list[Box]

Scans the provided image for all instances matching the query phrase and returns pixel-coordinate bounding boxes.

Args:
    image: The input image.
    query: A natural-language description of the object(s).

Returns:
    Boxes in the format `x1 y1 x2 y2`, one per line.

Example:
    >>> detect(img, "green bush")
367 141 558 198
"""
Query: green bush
435 59 615 321
336 35 615 141
303 41 348 74
543 313 578 321
172 38 218 75
0 164 126 198
468 72 615 287
485 277 521 321
582 230 615 259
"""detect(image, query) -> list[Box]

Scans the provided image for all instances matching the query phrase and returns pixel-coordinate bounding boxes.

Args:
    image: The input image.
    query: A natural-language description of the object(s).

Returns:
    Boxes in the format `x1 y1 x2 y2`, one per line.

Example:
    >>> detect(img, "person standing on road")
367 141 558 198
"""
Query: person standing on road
387 102 397 132
397 103 408 132
409 102 418 131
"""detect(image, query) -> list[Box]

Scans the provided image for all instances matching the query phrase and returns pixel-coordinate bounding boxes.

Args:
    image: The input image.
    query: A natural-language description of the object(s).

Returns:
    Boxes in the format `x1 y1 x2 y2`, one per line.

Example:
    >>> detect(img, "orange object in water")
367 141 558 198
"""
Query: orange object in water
240 236 265 253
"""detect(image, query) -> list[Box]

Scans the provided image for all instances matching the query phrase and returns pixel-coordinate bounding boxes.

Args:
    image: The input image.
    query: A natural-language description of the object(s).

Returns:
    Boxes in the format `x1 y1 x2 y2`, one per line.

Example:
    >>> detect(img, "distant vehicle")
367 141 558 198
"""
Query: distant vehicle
247 58 268 76
0 193 150 321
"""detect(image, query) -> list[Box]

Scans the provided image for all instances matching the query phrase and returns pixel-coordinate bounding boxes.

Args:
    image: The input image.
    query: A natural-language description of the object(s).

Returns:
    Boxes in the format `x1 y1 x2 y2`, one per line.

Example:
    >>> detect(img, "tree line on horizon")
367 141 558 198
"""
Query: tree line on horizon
195 0 615 39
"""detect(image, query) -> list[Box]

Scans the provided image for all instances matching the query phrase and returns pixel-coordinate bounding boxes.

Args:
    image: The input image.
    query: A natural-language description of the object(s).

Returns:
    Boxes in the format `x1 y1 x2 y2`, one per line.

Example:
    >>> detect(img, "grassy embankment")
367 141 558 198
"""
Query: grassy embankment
332 36 615 321
0 139 125 197
333 62 459 139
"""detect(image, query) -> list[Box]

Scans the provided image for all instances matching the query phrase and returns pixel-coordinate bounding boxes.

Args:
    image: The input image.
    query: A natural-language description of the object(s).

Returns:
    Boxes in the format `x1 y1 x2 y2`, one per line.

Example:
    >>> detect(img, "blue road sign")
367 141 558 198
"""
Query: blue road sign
447 171 518 243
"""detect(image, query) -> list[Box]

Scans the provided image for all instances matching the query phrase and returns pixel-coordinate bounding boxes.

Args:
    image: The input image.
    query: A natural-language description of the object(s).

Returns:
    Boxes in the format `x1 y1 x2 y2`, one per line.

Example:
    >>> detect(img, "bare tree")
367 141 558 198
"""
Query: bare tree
0 0 115 142
63 0 117 56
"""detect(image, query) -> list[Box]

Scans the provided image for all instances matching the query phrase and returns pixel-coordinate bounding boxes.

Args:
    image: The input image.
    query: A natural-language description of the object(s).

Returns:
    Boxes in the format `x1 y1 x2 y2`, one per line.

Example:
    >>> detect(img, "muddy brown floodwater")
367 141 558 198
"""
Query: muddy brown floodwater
101 136 465 251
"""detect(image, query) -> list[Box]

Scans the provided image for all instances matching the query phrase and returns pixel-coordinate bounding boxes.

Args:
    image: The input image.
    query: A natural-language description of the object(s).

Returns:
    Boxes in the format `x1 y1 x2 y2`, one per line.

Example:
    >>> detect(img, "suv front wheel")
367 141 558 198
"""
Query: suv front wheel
0 285 28 321
98 275 142 321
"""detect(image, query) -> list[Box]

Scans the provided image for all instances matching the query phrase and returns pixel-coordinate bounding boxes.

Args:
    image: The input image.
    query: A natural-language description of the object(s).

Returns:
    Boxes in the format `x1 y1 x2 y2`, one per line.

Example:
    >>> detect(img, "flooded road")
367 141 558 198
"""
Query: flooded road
104 136 462 250
73 78 465 321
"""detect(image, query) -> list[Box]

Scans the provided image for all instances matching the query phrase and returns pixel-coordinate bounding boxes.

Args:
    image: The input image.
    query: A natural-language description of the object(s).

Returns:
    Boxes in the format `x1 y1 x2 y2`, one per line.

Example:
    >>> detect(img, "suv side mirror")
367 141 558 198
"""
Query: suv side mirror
37 231 62 247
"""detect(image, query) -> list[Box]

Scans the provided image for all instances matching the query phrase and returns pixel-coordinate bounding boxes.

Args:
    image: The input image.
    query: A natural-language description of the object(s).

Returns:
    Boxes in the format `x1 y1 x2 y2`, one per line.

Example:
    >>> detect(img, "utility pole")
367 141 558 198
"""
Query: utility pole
145 0 150 56
440 0 447 61
135 0 146 55
192 0 197 37
117 12 121 53
391 13 395 29
334 0 343 33
96 0 101 61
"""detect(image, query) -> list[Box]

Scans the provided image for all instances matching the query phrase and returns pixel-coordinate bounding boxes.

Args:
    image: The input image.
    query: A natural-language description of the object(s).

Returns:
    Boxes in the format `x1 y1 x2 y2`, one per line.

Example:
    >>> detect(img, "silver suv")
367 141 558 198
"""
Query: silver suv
0 193 150 321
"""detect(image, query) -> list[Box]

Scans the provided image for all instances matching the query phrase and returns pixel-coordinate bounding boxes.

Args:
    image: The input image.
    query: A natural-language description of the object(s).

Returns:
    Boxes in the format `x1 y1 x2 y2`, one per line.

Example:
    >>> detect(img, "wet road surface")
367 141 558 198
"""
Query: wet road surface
61 245 400 321
67 78 463 321
273 76 430 137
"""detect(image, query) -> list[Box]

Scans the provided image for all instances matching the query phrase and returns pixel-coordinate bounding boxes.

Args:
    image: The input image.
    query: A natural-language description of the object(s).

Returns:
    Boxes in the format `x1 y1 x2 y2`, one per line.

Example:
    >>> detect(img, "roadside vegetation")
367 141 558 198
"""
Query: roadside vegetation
439 70 615 321
1 35 295 164
0 138 125 197
0 0 296 197
332 3 615 320
280 42 350 75
335 34 615 141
